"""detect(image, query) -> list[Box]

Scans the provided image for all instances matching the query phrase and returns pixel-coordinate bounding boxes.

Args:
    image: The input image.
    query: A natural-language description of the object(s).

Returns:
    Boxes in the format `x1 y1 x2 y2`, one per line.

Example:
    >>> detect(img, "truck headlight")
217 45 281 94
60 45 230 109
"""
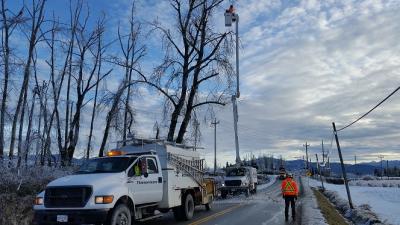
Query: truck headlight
34 197 44 205
95 195 114 204
222 183 225 187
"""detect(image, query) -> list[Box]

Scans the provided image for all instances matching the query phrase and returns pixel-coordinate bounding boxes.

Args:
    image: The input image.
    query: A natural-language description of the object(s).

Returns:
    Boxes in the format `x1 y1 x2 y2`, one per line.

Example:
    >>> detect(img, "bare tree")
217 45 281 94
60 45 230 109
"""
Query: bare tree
139 0 233 143
22 87 37 166
8 0 46 159
0 0 24 158
98 80 129 157
175 0 232 143
64 8 111 163
117 3 145 145
86 19 105 159
41 15 65 161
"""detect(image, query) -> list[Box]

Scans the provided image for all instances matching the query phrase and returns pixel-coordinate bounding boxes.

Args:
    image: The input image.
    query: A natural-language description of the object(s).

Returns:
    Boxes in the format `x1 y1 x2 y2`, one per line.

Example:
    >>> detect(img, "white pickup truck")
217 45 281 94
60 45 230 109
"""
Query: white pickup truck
33 139 215 225
220 166 258 198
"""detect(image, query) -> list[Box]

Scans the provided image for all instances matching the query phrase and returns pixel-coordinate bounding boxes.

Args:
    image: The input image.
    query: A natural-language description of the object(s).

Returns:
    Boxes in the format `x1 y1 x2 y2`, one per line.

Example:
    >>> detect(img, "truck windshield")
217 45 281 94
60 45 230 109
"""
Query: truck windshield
226 168 246 176
76 157 136 174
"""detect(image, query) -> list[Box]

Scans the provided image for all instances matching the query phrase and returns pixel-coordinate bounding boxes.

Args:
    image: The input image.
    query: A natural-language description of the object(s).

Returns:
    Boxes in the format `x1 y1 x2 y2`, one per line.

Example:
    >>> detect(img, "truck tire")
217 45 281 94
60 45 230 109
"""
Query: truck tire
173 193 195 221
253 184 257 194
205 202 212 211
109 204 131 225
221 190 228 199
245 187 250 197
205 196 213 211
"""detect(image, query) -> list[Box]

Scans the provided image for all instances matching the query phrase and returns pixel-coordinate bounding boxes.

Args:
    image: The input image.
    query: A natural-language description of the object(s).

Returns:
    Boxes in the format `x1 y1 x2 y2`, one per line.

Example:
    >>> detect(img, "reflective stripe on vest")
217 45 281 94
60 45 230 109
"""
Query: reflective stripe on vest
283 180 296 195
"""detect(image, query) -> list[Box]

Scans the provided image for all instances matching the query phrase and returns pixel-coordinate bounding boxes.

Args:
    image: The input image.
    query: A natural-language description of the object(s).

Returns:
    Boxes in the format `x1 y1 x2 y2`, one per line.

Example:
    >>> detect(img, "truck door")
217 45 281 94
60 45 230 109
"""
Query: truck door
145 157 163 203
127 158 145 205
127 156 162 204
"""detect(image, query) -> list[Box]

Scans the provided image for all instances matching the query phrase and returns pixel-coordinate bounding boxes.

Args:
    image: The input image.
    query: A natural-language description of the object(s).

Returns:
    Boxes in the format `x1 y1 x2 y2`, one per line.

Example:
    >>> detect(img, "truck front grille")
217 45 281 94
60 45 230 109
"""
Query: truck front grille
44 186 92 208
225 180 242 186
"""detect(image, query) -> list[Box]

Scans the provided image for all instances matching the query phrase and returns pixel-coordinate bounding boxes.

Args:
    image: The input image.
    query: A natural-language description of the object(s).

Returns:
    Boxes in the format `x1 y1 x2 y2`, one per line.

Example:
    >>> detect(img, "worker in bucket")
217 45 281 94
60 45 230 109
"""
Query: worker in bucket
281 173 299 222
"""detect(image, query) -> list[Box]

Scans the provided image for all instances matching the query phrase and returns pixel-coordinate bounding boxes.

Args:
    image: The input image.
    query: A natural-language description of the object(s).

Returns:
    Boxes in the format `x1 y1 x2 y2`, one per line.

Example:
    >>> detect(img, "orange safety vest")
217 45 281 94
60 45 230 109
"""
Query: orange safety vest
281 178 299 197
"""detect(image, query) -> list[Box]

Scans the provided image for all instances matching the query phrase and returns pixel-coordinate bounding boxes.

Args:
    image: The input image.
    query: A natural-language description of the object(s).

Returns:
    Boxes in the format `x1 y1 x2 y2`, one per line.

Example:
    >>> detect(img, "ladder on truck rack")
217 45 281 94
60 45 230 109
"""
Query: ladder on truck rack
167 152 205 187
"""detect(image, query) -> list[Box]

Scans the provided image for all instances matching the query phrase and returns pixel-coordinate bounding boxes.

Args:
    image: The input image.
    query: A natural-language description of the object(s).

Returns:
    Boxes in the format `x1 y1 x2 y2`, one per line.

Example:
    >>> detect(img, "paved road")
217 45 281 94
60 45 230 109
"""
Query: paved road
139 178 303 225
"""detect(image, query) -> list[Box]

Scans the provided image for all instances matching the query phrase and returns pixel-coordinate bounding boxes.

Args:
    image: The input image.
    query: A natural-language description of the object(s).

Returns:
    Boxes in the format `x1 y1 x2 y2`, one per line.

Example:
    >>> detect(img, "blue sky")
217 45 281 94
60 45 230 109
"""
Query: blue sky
5 0 400 167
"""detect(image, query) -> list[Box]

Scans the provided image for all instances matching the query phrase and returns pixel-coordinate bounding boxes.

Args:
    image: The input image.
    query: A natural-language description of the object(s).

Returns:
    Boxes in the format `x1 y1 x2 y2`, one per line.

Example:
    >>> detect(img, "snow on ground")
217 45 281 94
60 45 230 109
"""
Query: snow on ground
349 179 400 188
309 178 400 225
300 177 328 225
258 175 278 191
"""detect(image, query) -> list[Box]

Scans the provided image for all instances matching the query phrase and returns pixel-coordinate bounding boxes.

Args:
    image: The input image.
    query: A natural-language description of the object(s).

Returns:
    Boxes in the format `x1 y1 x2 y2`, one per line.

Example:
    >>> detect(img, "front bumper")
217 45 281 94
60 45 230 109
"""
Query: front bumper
33 209 110 225
220 186 248 191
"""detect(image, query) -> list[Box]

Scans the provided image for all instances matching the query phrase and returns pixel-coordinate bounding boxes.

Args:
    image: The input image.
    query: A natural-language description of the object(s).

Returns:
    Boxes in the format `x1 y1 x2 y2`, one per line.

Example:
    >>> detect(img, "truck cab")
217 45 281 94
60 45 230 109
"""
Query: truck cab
33 139 215 225
220 166 258 198
279 166 286 180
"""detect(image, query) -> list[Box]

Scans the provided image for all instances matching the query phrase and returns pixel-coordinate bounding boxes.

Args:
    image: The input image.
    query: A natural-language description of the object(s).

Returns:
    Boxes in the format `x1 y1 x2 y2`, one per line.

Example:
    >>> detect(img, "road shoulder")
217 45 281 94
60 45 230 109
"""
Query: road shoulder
299 177 328 225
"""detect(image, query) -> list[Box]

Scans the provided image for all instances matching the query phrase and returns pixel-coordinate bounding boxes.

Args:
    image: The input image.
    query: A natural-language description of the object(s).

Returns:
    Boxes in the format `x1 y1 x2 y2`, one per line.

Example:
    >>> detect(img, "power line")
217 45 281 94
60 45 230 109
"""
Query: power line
338 85 400 131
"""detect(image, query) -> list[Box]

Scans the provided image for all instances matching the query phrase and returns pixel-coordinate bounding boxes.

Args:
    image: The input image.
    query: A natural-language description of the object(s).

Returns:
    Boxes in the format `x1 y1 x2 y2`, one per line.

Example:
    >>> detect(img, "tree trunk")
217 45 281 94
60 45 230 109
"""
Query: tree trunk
86 44 102 159
167 66 189 141
23 93 36 166
67 96 83 162
8 0 46 159
99 84 127 156
16 90 28 167
0 0 10 158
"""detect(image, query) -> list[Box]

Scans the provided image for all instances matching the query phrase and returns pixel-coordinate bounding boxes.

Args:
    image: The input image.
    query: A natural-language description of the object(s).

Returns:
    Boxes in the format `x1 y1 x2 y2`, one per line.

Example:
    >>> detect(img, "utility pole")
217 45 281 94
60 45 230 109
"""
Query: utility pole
387 160 389 178
322 140 325 163
211 119 219 175
321 140 325 176
303 142 310 170
332 122 354 209
225 5 241 165
378 155 384 179
327 156 331 176
354 155 357 176
316 154 325 190
193 121 200 151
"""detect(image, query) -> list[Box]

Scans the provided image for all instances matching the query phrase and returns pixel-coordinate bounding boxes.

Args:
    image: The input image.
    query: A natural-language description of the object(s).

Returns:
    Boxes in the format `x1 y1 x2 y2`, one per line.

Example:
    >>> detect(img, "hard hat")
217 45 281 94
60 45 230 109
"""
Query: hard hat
287 173 293 178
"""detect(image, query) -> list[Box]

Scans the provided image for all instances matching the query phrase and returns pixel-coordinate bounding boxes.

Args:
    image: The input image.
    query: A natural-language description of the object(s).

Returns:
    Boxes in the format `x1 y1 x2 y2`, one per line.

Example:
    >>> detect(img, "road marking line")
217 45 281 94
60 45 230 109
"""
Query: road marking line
188 204 243 225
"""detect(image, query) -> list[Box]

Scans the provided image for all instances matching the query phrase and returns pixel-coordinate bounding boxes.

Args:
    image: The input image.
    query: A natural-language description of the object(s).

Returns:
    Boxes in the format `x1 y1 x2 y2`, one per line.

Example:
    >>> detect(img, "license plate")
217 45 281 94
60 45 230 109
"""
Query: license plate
57 215 68 222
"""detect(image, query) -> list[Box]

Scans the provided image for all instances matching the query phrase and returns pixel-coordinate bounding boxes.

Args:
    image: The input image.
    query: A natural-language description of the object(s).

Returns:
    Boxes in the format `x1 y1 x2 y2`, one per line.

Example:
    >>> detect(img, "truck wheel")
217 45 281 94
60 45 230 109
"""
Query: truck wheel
183 193 194 220
221 190 228 199
174 193 195 221
253 185 257 194
109 204 131 225
205 202 212 211
245 188 250 197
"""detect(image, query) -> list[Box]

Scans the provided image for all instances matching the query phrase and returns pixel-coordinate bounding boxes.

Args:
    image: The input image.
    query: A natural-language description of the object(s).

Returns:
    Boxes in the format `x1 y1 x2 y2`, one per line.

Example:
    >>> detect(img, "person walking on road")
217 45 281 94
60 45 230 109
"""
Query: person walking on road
281 173 299 222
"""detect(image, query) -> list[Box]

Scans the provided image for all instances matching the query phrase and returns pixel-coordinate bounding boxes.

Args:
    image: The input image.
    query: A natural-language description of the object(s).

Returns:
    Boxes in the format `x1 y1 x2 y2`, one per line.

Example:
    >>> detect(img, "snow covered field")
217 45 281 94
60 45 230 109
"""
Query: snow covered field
349 179 400 188
309 178 400 225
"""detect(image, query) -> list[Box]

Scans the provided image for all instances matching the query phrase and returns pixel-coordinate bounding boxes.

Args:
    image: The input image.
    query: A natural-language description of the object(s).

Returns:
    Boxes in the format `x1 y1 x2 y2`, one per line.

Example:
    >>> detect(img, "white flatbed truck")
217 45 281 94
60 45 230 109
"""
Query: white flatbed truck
33 139 215 225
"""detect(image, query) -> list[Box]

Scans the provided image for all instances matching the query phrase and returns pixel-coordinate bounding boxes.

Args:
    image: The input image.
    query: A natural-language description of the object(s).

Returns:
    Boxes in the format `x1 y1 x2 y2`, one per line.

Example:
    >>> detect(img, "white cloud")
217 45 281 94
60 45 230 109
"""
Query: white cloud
196 0 400 165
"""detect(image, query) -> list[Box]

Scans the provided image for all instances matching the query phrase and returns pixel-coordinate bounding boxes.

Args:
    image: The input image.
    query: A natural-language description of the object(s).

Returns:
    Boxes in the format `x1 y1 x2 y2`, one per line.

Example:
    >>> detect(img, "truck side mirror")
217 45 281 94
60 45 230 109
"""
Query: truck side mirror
128 167 135 177
141 158 148 178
